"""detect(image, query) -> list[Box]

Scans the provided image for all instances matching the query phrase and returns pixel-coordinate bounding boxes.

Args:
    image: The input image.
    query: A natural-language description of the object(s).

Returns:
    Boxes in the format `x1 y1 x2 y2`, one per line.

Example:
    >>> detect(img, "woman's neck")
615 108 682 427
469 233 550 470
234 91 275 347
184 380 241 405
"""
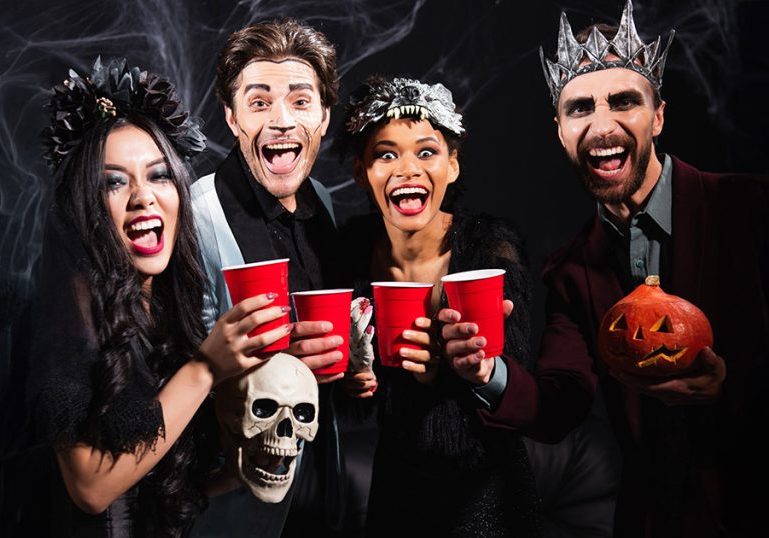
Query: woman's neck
374 212 453 310
382 211 451 264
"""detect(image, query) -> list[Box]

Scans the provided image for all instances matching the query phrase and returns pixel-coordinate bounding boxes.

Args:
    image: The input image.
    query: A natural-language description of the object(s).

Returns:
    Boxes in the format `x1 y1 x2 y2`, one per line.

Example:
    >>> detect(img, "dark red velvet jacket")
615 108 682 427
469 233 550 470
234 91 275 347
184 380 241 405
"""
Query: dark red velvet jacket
488 157 769 537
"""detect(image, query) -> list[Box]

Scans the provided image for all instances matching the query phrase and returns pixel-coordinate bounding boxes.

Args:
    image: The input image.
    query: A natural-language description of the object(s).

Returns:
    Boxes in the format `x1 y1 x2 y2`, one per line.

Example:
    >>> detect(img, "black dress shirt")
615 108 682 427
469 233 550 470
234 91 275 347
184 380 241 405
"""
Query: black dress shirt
215 149 339 296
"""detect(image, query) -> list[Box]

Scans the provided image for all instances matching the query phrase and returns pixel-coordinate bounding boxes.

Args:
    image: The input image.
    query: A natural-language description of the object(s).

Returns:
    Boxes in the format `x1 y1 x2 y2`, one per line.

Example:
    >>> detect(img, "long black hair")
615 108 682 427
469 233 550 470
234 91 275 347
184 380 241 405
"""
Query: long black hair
54 114 209 536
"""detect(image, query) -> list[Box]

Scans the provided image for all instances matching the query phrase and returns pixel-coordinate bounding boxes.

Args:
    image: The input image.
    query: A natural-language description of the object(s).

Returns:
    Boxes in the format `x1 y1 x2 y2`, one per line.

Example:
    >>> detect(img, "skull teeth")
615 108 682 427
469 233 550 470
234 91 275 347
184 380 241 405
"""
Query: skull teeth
256 446 297 457
251 464 292 482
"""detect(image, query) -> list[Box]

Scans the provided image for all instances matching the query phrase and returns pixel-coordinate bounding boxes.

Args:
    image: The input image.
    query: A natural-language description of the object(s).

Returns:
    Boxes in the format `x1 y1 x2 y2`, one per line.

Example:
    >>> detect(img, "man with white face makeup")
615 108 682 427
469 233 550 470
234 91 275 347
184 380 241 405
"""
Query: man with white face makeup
524 1 768 536
190 19 349 538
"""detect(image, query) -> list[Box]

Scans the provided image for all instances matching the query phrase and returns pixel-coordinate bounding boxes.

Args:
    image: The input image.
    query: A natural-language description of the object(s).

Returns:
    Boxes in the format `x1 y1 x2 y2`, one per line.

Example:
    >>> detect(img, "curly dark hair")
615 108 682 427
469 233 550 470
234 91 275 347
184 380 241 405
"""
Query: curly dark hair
54 114 210 537
215 18 339 110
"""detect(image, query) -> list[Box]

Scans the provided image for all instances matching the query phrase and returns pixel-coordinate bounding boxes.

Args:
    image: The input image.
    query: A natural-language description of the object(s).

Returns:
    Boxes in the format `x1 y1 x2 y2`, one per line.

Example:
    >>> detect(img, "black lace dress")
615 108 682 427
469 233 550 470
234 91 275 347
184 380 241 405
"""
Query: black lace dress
341 212 543 537
26 208 207 537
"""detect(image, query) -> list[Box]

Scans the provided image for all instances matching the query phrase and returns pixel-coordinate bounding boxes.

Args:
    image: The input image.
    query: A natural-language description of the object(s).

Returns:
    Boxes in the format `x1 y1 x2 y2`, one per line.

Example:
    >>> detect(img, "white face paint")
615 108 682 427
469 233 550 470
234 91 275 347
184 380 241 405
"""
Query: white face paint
215 353 319 503
224 59 330 212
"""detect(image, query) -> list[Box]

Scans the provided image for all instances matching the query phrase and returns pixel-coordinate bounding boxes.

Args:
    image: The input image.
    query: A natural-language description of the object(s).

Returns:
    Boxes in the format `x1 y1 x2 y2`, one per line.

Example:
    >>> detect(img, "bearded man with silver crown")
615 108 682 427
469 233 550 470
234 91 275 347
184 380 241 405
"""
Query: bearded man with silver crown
532 1 769 536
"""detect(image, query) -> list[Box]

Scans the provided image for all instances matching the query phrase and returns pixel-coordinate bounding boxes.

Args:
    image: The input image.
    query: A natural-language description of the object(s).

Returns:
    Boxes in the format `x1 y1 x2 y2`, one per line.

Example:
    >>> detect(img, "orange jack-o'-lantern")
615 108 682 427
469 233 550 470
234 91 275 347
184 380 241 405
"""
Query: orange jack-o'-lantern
598 275 713 377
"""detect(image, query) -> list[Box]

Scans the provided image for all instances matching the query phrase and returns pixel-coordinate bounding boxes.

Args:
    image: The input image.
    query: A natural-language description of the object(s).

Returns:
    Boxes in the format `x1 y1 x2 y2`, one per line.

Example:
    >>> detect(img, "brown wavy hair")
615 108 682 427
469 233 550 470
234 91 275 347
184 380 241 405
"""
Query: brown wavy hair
215 18 339 110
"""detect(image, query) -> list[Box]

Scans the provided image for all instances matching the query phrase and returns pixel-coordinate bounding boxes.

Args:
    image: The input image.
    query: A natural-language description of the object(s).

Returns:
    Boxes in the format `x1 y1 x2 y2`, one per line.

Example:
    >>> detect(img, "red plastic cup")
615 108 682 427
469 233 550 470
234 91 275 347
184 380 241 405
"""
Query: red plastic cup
222 258 290 353
441 269 506 357
291 289 353 375
372 282 434 367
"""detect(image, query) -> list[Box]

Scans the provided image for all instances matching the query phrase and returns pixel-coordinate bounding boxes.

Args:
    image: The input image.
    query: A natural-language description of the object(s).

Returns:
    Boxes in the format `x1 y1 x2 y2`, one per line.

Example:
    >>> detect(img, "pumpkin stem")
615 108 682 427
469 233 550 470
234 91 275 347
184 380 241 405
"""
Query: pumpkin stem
645 275 661 287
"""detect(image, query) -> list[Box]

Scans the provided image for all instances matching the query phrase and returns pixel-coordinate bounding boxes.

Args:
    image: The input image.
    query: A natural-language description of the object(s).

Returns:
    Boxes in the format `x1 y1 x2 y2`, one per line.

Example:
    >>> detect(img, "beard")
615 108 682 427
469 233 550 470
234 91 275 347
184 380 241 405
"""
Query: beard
569 133 653 205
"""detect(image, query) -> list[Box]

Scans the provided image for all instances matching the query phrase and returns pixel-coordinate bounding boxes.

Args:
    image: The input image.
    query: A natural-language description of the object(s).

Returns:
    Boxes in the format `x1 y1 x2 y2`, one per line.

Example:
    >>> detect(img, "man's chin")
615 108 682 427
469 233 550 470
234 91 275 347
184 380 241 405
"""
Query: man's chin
576 160 642 205
253 171 306 199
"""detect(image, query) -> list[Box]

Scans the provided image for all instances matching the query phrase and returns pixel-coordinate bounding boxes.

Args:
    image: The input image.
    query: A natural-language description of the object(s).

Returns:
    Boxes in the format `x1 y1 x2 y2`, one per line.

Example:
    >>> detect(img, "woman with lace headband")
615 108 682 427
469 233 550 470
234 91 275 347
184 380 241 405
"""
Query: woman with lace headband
336 75 543 536
30 57 292 536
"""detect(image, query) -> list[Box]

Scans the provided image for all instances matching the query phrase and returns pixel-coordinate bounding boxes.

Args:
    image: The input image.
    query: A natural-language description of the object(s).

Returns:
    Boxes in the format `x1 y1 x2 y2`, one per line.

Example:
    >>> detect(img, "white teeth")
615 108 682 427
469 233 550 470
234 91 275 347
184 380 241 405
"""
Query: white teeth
128 218 161 232
589 146 625 157
387 106 427 120
259 446 298 457
264 143 300 151
391 186 428 197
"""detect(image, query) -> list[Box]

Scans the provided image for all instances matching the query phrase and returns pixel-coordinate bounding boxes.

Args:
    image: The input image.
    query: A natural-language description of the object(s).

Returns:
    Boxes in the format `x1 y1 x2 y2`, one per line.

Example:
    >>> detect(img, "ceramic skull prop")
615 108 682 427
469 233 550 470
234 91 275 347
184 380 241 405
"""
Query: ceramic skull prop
215 353 319 503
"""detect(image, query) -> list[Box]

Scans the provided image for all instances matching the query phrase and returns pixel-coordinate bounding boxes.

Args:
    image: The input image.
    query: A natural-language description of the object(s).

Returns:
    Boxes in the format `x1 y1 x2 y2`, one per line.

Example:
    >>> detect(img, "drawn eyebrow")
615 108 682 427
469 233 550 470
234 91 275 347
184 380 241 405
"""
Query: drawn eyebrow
608 90 644 106
562 96 595 112
373 140 397 148
289 83 313 92
104 158 165 172
416 136 439 144
243 83 270 93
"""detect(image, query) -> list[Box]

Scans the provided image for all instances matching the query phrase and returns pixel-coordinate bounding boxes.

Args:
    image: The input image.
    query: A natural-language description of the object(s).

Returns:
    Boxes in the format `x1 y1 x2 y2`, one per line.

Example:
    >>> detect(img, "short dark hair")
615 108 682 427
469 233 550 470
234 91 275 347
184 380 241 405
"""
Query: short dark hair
215 18 339 110
574 23 663 109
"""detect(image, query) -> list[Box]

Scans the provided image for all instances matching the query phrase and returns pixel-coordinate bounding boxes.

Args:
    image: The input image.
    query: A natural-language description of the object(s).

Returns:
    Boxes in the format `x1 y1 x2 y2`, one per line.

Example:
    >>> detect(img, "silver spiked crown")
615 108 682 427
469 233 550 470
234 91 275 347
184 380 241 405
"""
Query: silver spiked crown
540 0 675 106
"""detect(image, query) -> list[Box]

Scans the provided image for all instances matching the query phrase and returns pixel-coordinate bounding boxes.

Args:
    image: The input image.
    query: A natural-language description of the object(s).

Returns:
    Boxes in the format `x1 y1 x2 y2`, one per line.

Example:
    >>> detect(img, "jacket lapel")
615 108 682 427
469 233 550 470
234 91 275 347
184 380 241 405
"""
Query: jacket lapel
583 215 626 330
669 157 717 318
214 149 278 264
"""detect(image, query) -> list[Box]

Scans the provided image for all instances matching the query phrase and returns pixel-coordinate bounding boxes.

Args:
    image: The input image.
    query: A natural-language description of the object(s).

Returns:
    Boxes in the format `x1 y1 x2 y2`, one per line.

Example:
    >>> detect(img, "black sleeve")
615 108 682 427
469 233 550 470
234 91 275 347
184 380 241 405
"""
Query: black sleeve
449 213 534 371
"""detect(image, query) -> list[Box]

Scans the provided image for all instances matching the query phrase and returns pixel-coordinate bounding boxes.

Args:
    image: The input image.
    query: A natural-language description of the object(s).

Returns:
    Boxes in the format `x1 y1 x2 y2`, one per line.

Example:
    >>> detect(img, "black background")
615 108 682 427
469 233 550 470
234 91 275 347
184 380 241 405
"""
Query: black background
0 0 769 534
0 1 766 520
1 0 766 351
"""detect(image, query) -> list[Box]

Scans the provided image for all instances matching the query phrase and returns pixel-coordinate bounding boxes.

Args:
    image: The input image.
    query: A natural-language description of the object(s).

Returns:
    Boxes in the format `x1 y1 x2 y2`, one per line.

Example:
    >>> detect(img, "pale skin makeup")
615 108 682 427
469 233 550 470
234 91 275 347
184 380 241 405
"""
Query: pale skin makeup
224 58 330 213
224 58 341 382
104 125 179 293
345 118 498 392
56 126 292 515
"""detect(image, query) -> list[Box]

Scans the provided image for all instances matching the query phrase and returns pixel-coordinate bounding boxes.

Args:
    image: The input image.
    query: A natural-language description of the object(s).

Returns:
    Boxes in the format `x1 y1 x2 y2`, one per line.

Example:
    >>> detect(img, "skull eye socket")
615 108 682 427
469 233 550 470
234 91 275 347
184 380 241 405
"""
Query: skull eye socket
252 398 278 418
293 403 316 423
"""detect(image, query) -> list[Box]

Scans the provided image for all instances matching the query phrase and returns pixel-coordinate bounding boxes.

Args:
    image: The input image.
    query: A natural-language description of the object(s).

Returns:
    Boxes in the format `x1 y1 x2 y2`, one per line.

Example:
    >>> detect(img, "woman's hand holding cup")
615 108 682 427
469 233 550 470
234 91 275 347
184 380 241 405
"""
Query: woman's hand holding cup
438 299 514 385
198 293 292 385
400 317 440 384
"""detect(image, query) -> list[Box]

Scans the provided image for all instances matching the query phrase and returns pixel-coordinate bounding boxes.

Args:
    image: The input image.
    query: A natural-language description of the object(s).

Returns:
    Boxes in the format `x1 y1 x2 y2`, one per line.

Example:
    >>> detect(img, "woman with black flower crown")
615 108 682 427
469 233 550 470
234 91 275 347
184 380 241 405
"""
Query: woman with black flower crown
337 76 544 536
29 57 290 537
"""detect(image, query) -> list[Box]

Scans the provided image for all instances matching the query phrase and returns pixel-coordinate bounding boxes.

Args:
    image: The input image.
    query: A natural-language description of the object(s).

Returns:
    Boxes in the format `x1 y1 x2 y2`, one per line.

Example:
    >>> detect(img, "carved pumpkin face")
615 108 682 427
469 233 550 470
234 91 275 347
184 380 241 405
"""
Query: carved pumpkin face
598 275 713 377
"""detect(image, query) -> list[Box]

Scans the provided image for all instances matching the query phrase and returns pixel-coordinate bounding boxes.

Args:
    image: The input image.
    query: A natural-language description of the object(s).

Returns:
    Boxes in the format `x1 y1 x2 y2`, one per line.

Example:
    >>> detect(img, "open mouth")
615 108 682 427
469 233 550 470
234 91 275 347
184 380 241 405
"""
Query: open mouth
126 216 164 256
636 345 688 368
586 145 629 178
261 141 302 175
388 185 429 216
242 444 297 484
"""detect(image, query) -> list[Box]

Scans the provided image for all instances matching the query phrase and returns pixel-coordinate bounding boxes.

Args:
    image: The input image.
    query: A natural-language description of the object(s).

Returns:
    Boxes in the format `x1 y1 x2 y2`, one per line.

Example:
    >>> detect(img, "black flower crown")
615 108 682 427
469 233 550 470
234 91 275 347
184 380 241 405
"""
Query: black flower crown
42 57 206 170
